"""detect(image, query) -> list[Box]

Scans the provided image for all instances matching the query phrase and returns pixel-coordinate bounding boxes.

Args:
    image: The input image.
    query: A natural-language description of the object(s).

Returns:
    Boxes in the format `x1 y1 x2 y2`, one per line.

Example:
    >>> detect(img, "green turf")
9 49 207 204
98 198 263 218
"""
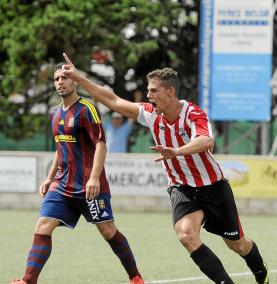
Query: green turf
1 210 276 284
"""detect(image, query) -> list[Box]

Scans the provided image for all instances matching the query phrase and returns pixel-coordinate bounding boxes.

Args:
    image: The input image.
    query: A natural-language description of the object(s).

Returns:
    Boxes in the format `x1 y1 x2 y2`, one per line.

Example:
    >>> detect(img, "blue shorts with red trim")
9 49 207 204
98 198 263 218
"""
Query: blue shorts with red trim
40 190 114 228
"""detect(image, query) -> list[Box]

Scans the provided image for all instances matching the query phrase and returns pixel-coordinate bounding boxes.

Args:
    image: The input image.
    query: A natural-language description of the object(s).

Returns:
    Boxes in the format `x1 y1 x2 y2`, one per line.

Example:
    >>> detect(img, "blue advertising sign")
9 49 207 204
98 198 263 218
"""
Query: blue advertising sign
199 0 273 121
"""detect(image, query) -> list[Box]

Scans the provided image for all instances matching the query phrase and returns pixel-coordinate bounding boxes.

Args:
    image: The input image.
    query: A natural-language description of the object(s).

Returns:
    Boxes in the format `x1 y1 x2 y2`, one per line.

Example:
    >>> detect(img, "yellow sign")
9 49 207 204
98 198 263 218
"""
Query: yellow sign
217 156 277 198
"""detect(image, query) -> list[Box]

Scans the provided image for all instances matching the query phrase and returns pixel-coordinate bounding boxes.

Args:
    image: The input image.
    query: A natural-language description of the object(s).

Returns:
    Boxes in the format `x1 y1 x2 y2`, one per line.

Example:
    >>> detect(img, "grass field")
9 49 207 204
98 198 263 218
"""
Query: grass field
1 210 276 284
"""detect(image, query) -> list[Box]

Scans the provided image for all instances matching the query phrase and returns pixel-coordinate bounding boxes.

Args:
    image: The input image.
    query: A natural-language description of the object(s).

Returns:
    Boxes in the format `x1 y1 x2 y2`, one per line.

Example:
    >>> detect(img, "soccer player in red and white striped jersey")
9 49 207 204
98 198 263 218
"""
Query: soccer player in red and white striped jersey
62 53 269 284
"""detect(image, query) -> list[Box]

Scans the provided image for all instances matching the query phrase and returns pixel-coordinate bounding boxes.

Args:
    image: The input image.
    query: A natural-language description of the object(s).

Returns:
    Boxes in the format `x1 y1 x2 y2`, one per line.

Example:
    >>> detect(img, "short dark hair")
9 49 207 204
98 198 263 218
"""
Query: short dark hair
54 62 66 72
147 67 180 97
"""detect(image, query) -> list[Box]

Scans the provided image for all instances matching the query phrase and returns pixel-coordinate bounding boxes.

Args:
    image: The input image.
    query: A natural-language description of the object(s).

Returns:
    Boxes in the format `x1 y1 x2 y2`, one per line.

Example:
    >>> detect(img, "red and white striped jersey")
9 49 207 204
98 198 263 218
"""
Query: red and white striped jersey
137 100 224 187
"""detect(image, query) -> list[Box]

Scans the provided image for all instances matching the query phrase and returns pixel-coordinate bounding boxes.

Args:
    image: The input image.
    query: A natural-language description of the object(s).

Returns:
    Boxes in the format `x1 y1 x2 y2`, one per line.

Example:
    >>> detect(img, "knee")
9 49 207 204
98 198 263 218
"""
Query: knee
97 222 117 240
227 239 252 255
175 227 197 248
35 217 59 235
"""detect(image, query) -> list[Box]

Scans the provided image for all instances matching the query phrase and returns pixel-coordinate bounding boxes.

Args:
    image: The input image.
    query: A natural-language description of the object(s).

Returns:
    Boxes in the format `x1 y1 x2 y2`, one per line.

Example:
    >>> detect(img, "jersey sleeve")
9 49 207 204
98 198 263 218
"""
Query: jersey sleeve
187 105 213 140
137 103 153 127
82 105 106 145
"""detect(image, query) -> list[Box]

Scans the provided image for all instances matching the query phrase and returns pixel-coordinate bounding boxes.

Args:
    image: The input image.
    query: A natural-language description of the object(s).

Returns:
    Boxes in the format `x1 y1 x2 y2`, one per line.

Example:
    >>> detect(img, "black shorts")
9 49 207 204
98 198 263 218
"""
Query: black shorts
167 179 244 240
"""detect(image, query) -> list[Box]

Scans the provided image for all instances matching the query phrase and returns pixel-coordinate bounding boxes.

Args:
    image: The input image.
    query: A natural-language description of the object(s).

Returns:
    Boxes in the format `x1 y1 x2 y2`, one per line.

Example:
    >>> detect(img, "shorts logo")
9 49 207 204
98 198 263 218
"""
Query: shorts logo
98 199 105 209
87 199 100 220
101 211 109 218
224 231 238 236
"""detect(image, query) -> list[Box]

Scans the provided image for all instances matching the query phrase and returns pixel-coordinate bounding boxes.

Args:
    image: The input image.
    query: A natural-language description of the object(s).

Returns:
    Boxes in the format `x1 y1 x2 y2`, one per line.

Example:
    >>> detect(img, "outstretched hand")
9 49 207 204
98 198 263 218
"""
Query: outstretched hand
61 52 78 80
150 145 178 162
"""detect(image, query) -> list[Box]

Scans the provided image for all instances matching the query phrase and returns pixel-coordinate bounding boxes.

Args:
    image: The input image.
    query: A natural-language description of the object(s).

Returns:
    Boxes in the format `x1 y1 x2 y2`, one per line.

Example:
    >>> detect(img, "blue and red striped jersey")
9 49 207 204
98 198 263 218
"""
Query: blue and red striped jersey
49 98 110 198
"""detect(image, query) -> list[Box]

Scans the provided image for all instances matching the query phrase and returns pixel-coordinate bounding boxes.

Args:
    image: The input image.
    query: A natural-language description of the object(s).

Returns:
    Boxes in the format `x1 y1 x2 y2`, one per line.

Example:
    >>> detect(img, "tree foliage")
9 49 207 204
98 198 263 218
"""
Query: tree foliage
0 0 199 140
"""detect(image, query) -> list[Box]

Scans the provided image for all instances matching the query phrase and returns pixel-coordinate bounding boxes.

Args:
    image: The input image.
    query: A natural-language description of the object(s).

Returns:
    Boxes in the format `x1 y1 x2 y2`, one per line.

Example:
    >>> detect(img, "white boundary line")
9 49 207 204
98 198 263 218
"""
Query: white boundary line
145 269 277 284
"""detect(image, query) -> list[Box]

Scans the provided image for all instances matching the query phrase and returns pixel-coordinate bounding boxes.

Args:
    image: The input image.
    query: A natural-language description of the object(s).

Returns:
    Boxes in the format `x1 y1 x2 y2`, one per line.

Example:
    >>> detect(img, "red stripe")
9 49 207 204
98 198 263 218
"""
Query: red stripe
174 123 203 186
184 103 218 185
63 109 76 197
79 108 88 193
163 121 187 184
153 116 176 184
207 150 224 179
237 215 244 238
183 104 191 138
51 111 63 193
198 152 218 183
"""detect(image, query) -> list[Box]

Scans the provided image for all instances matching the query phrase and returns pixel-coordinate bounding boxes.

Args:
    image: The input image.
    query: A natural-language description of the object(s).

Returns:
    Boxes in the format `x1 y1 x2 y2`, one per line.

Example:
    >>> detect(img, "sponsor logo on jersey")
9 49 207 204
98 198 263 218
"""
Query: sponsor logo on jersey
159 125 165 130
68 117 74 127
86 199 100 221
54 135 76 143
180 131 187 137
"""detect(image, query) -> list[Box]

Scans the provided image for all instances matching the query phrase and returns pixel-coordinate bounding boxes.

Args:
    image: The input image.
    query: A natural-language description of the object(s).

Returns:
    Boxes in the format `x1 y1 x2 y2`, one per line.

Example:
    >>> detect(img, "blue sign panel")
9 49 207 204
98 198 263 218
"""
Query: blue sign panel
199 0 273 121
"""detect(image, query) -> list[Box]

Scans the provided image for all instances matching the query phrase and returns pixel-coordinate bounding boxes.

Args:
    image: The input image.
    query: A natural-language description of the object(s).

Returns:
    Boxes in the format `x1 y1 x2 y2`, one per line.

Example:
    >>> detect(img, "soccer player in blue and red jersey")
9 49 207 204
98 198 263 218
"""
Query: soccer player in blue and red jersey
60 53 269 284
10 63 144 284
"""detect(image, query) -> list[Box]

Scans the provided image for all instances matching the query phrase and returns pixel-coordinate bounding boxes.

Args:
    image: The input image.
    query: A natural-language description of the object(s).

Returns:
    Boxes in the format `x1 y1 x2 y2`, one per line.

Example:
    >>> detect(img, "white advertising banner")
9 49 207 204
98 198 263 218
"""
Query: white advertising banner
40 153 169 196
213 0 273 54
105 154 168 196
0 156 37 192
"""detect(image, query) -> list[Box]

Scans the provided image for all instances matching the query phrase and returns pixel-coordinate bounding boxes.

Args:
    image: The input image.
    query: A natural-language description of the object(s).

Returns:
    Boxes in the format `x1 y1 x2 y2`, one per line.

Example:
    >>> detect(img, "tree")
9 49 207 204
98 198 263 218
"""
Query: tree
0 0 199 141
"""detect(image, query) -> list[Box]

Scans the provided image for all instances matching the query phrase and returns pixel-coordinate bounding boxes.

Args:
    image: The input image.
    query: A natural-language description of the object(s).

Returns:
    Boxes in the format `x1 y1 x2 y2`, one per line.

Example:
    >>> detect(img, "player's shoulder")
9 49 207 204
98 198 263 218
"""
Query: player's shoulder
50 104 62 117
186 101 207 121
78 97 101 122
78 97 96 108
186 101 205 113
140 102 154 113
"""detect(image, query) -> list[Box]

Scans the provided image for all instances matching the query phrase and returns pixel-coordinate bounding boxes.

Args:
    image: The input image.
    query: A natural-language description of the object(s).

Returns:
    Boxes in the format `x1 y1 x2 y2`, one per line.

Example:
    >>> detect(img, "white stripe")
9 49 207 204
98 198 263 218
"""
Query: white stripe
158 123 178 184
185 105 194 125
207 121 213 137
176 157 195 186
143 269 277 284
170 122 195 186
150 118 174 185
190 121 197 140
191 153 210 184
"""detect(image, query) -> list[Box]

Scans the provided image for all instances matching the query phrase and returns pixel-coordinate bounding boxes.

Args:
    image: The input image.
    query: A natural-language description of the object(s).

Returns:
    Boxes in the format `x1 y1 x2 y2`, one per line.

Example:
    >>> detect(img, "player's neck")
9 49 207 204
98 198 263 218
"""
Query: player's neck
62 93 80 110
163 101 183 122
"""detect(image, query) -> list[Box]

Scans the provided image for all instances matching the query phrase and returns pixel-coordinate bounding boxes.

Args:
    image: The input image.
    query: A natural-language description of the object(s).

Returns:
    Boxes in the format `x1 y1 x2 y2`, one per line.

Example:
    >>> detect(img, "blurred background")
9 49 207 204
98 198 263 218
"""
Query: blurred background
0 0 277 211
1 0 277 155
1 1 277 283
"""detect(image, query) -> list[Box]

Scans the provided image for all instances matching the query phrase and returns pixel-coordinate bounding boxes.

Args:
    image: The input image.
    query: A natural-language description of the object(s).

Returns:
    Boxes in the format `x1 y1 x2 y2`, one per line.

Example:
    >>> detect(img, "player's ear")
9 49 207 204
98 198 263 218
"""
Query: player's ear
168 86 175 97
74 81 78 86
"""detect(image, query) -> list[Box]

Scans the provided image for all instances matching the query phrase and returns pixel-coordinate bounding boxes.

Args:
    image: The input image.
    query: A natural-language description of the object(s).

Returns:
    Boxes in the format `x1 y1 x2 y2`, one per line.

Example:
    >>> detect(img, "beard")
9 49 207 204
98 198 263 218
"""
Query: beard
57 88 74 97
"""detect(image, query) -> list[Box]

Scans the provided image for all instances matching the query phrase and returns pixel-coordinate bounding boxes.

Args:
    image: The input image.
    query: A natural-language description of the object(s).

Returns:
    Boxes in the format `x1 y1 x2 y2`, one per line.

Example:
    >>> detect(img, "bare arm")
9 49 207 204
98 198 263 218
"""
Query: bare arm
62 53 140 119
151 136 214 162
85 141 107 200
39 151 59 197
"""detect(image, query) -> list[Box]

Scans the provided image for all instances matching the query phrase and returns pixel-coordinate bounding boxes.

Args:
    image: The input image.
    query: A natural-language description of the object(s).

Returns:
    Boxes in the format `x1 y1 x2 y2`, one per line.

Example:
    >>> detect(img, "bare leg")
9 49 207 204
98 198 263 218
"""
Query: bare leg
175 210 234 284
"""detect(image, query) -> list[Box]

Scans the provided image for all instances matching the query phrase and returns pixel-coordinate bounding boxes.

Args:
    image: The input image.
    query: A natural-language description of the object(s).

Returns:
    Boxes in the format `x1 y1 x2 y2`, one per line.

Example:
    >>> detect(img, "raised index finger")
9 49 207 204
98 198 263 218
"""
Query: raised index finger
63 52 73 65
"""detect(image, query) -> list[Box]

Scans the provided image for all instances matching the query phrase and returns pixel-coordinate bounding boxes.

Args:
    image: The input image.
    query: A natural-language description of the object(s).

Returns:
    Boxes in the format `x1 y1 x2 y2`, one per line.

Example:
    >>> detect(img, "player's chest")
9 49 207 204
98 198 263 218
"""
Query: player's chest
52 111 81 135
151 118 191 141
